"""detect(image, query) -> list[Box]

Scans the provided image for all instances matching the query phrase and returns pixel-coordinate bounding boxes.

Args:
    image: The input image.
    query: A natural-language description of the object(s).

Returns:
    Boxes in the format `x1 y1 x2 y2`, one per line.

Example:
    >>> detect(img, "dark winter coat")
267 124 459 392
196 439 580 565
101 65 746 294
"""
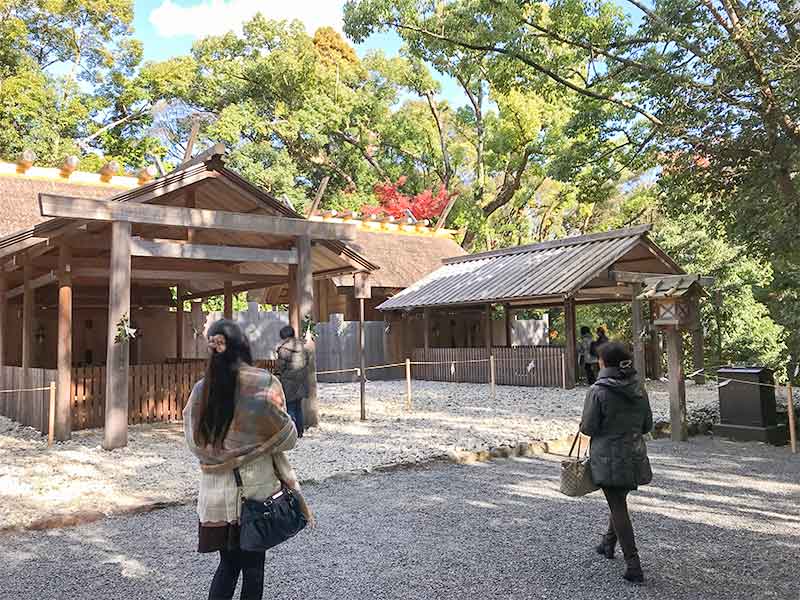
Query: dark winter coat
580 367 653 490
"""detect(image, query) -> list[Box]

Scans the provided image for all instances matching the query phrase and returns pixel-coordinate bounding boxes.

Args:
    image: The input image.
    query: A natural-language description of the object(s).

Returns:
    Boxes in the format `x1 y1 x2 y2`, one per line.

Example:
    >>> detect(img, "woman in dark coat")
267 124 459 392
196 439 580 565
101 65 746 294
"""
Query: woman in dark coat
275 325 309 438
580 342 653 584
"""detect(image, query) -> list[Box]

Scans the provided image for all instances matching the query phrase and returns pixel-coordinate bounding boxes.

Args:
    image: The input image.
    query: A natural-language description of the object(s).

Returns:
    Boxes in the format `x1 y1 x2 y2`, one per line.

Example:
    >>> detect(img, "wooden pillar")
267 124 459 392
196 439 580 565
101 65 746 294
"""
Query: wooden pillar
691 299 705 384
631 283 646 381
423 308 431 350
176 285 184 360
563 297 577 389
103 221 131 450
665 326 688 441
649 302 663 379
288 265 299 333
56 246 72 441
0 275 6 389
191 300 204 357
358 297 366 421
223 282 233 320
21 257 33 425
296 236 317 428
504 304 512 348
484 304 493 353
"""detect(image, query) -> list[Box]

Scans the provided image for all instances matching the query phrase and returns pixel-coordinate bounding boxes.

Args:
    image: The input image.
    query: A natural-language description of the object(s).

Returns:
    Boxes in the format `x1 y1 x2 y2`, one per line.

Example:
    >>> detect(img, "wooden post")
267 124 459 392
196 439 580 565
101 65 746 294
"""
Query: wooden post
48 381 56 447
56 245 72 441
563 297 577 389
176 285 184 360
649 302 664 380
631 283 646 381
691 324 705 384
665 326 688 442
296 236 318 428
0 275 6 394
787 381 796 454
103 221 132 450
21 257 33 425
358 297 366 421
484 304 493 353
490 354 496 401
504 304 512 348
223 281 233 320
423 308 431 350
405 358 412 410
288 264 299 333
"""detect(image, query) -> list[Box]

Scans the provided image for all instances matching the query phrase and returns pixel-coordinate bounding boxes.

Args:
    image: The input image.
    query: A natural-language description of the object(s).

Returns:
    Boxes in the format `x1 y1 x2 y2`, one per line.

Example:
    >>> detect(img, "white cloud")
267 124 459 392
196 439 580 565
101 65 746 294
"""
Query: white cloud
149 0 345 39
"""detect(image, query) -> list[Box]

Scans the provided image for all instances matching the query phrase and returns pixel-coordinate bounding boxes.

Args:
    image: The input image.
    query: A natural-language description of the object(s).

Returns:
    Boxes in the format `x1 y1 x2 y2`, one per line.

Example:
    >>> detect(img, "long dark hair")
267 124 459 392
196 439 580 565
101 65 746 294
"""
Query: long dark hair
195 319 253 448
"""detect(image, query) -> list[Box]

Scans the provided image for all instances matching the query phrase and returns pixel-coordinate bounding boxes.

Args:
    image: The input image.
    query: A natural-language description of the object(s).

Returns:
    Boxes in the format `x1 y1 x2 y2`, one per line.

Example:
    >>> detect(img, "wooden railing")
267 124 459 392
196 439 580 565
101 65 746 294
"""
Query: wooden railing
411 346 566 388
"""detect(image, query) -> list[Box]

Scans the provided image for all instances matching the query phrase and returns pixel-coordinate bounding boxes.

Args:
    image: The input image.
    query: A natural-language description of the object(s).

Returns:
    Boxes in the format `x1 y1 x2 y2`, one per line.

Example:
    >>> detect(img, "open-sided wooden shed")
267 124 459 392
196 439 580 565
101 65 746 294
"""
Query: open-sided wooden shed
0 147 375 448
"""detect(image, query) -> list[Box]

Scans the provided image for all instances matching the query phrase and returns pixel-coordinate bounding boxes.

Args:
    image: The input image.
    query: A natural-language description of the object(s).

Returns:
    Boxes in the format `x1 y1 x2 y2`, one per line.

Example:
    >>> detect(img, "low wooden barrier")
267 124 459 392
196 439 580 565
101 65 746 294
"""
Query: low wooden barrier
0 366 57 434
411 346 565 388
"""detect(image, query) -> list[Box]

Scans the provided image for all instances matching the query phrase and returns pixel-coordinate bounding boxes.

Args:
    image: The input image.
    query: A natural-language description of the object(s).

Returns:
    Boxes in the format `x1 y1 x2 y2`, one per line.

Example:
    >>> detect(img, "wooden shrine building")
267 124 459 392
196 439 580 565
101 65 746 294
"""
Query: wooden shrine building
0 147 375 448
379 226 707 391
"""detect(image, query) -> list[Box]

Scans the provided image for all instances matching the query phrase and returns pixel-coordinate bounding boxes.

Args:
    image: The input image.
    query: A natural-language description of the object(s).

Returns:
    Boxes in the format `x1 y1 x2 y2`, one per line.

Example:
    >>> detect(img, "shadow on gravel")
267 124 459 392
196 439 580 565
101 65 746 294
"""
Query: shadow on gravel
0 438 796 600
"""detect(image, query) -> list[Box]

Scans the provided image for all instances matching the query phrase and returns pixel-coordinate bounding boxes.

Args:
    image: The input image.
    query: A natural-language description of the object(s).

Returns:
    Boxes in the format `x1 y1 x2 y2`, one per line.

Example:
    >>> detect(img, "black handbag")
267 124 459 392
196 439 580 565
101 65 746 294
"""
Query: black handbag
234 467 307 552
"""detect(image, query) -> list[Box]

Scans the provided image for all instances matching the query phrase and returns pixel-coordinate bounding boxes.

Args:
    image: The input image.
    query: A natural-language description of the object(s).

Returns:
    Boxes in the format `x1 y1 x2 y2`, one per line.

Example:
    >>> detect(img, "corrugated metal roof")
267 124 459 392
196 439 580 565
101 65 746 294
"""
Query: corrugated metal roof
378 226 661 310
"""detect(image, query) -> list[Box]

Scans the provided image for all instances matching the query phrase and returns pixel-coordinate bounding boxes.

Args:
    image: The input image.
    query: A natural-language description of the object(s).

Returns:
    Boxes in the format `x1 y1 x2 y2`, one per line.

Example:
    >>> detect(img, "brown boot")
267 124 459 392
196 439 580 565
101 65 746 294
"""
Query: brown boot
623 555 645 584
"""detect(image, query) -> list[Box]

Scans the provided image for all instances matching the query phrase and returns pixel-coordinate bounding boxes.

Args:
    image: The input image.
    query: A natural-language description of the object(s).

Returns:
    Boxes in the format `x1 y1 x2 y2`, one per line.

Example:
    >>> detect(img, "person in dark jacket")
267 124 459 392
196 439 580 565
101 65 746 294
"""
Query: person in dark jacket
274 326 309 438
580 342 653 584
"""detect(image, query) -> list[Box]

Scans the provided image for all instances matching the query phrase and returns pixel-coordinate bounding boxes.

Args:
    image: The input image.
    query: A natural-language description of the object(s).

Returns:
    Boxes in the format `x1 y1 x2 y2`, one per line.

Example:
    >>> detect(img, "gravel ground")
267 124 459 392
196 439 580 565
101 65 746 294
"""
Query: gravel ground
0 379 792 531
0 437 796 600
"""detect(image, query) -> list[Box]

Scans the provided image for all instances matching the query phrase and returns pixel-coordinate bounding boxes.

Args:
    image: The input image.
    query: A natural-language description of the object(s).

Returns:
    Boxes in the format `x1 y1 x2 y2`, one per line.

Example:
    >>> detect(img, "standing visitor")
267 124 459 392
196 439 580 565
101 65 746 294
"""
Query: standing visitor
275 325 309 438
580 342 653 584
184 319 309 600
579 326 598 384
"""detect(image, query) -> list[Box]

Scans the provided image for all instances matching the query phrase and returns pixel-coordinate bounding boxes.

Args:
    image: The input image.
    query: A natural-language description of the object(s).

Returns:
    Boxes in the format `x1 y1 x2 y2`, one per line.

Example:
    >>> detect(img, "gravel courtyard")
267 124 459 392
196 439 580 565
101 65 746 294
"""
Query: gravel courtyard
0 437 796 600
0 379 791 531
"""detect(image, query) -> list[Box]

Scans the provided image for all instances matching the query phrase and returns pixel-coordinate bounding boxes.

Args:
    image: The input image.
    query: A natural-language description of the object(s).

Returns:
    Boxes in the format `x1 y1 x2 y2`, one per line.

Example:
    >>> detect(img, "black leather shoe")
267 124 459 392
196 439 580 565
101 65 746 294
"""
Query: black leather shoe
595 535 615 559
623 555 645 584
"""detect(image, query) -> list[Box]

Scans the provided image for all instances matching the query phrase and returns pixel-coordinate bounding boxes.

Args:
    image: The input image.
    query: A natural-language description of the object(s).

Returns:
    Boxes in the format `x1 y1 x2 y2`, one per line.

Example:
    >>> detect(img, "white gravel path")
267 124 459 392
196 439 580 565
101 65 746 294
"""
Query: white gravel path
0 379 791 531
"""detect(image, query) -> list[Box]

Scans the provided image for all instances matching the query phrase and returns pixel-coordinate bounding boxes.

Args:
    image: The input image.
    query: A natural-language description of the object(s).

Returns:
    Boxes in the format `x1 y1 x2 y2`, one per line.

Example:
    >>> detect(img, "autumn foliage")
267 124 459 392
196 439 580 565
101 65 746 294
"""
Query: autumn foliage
361 176 451 221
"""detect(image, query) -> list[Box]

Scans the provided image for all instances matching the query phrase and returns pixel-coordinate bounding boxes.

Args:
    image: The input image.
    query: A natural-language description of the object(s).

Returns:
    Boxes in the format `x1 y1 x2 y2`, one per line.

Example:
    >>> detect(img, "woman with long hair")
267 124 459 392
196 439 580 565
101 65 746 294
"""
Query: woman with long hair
580 342 653 584
183 319 310 600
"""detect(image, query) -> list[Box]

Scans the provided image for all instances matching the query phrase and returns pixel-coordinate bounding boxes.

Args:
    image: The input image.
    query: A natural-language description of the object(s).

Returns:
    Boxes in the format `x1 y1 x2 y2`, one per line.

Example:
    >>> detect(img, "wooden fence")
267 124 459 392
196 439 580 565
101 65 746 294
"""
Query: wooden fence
315 318 397 382
411 346 566 388
0 366 57 434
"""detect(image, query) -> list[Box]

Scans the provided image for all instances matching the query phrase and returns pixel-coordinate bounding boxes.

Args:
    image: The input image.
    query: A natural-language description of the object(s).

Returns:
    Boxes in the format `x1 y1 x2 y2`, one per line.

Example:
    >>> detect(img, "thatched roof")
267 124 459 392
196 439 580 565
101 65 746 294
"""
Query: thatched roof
0 173 132 236
332 229 466 290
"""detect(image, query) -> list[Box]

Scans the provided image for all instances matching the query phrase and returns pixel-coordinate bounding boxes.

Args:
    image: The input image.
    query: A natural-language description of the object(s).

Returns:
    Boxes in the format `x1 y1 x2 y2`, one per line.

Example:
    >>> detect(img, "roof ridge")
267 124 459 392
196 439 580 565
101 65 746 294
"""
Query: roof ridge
443 225 652 264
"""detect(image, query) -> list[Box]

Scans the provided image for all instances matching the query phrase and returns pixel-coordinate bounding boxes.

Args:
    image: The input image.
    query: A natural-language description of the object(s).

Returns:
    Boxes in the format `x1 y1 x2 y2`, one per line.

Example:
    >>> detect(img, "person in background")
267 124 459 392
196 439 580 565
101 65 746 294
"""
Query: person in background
184 319 310 600
275 325 309 438
580 342 653 585
595 326 609 347
579 326 598 384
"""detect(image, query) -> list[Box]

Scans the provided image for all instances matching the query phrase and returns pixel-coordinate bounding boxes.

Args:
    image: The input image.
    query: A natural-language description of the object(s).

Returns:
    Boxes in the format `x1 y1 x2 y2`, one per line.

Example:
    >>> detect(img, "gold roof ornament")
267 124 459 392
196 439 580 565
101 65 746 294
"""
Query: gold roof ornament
60 155 79 178
16 150 36 173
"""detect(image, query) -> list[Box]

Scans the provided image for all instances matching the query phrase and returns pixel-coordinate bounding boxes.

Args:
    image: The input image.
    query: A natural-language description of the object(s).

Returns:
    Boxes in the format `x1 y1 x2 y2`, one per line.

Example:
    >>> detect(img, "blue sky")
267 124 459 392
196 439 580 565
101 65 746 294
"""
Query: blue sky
132 0 466 105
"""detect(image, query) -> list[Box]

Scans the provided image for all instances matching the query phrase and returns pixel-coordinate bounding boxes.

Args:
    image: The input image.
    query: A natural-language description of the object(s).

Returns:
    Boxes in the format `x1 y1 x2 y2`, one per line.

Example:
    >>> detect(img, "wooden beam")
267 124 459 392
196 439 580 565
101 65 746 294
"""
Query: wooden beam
103 221 131 450
73 267 282 284
296 237 313 326
129 238 298 263
563 297 577 389
631 282 646 382
609 270 715 287
288 265 299 333
39 194 358 241
223 282 233 319
7 271 56 298
181 281 279 301
56 246 72 441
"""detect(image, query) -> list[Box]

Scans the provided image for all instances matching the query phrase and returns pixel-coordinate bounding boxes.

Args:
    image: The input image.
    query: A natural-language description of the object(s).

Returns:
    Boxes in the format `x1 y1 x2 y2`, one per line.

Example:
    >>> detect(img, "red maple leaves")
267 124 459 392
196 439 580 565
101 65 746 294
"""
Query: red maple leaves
361 176 452 221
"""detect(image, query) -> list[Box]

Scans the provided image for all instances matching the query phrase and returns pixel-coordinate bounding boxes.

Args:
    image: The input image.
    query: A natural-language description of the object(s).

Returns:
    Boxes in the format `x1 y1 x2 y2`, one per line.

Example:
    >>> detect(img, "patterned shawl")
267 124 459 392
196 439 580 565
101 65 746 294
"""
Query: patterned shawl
183 365 296 474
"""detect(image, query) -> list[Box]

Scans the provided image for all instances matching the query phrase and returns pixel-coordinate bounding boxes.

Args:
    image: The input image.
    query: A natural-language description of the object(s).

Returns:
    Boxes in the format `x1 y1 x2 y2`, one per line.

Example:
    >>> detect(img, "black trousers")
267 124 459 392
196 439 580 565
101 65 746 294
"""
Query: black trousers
208 549 266 600
602 487 638 560
584 363 597 385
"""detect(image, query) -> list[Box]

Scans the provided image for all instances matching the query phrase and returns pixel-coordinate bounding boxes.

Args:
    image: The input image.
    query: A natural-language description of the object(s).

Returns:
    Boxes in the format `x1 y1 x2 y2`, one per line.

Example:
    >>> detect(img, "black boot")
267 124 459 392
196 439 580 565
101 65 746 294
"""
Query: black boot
623 555 645 584
595 534 616 559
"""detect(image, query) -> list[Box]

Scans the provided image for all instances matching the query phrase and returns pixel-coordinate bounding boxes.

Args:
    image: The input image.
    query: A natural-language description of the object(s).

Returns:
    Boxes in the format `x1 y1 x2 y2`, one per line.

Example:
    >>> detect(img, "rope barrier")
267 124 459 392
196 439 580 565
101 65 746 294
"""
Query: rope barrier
0 386 52 394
